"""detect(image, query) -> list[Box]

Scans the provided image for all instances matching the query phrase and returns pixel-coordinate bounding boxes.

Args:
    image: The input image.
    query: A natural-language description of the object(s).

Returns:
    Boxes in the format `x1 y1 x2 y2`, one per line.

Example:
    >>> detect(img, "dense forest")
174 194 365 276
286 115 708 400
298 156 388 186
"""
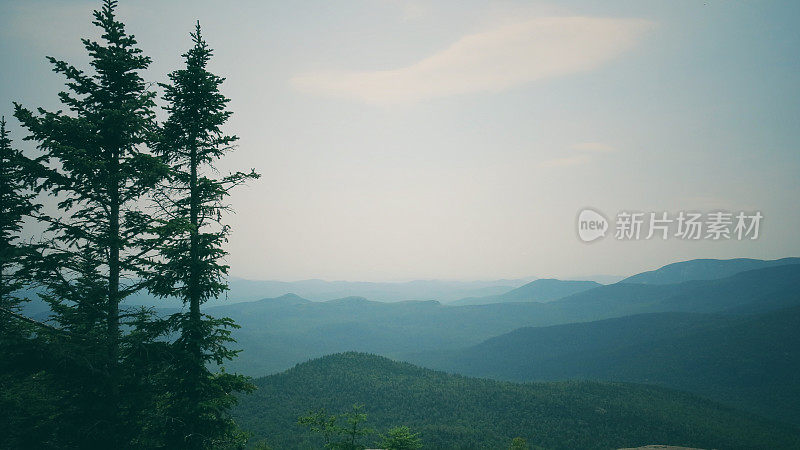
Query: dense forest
233 352 800 449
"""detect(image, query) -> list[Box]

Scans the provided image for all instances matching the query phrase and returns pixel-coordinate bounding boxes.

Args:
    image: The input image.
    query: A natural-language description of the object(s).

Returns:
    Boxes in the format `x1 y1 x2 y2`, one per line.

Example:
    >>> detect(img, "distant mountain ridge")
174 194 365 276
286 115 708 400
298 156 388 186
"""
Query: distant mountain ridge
450 278 601 305
405 304 800 426
211 263 800 376
20 257 797 313
621 257 800 285
120 276 531 306
233 352 800 449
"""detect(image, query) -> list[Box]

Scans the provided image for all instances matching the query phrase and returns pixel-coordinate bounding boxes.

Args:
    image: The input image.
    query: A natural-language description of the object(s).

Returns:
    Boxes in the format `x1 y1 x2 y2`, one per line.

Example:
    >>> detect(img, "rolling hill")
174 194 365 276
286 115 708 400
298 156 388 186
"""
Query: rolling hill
232 352 800 449
450 279 601 305
405 305 800 426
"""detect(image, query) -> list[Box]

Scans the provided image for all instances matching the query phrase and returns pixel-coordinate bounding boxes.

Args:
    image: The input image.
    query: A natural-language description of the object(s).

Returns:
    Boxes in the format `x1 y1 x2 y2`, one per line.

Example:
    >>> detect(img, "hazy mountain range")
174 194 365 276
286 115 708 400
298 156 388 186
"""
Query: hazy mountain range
449 278 602 305
205 257 800 428
121 276 536 307
619 257 800 285
18 256 800 433
210 258 800 371
405 305 800 425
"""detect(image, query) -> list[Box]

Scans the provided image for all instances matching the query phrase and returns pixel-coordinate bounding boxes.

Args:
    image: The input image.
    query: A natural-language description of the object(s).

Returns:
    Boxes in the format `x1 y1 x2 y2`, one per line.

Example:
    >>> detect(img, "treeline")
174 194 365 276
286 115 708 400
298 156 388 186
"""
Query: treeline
0 1 258 448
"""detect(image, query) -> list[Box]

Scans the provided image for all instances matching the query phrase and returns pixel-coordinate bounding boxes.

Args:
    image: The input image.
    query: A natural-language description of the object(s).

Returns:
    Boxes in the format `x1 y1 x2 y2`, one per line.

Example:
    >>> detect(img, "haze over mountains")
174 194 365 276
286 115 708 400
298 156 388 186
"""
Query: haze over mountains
122 276 534 307
449 278 601 305
620 257 800 285
18 255 800 442
203 256 800 433
120 256 800 308
211 258 800 371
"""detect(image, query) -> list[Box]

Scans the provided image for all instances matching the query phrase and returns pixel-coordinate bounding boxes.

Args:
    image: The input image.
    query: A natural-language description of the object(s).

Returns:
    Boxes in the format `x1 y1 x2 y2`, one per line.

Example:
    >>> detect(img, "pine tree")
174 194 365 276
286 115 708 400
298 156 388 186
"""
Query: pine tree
149 22 258 448
379 426 423 450
510 437 530 450
13 1 169 446
0 116 53 448
0 116 40 318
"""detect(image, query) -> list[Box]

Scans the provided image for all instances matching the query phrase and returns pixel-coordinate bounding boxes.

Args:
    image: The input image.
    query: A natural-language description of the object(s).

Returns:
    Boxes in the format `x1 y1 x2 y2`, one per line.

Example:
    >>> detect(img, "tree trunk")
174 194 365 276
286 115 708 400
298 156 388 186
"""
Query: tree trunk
188 141 202 449
106 148 121 444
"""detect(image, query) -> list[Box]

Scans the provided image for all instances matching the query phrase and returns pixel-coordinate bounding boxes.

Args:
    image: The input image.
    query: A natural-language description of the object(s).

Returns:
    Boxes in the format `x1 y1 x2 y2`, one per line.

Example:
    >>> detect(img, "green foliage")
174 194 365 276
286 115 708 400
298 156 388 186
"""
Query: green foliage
298 404 374 450
143 21 258 449
11 0 170 446
0 116 40 312
380 426 423 450
298 409 341 447
234 352 800 449
5 2 255 448
0 114 48 450
509 436 529 450
297 404 423 450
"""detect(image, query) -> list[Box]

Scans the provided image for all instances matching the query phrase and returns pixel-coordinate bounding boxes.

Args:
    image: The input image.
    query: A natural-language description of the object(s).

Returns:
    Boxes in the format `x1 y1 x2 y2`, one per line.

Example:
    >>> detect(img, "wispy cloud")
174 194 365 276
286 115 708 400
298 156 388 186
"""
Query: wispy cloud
537 142 619 168
291 16 653 105
537 154 594 168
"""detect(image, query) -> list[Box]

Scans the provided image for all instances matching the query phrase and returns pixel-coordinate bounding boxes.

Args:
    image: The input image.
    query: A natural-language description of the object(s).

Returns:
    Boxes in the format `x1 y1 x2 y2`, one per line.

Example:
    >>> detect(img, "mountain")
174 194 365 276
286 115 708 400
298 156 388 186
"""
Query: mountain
620 257 800 285
214 264 800 376
123 277 529 306
450 279 601 305
233 353 800 449
213 296 554 376
551 264 800 318
17 276 528 317
405 306 800 426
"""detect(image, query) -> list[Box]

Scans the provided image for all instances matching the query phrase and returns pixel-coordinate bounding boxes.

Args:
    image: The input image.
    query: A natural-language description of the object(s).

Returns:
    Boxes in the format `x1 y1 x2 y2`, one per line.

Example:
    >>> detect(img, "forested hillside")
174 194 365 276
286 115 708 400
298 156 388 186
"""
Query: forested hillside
234 352 800 449
406 306 800 425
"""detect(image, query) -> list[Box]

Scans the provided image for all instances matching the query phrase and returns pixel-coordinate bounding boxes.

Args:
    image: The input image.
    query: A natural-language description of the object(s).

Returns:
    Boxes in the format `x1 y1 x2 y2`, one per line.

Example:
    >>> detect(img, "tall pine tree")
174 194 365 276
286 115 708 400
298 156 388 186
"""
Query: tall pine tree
149 23 258 449
13 1 170 446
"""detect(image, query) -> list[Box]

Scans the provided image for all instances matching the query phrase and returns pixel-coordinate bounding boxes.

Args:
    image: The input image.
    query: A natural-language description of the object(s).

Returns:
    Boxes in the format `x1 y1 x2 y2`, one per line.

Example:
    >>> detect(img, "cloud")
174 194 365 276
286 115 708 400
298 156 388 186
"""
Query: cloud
291 16 653 104
537 154 593 168
537 141 618 168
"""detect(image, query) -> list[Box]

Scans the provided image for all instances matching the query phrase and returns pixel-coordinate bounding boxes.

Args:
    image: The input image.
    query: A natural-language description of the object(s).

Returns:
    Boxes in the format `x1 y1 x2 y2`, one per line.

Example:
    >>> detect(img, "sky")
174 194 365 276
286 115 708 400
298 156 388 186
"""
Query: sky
1 0 799 282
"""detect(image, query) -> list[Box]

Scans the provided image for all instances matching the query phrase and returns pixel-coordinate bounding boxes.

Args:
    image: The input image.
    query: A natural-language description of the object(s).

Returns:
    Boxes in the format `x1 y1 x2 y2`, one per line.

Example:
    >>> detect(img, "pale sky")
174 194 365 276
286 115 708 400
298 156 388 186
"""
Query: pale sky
1 0 799 281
